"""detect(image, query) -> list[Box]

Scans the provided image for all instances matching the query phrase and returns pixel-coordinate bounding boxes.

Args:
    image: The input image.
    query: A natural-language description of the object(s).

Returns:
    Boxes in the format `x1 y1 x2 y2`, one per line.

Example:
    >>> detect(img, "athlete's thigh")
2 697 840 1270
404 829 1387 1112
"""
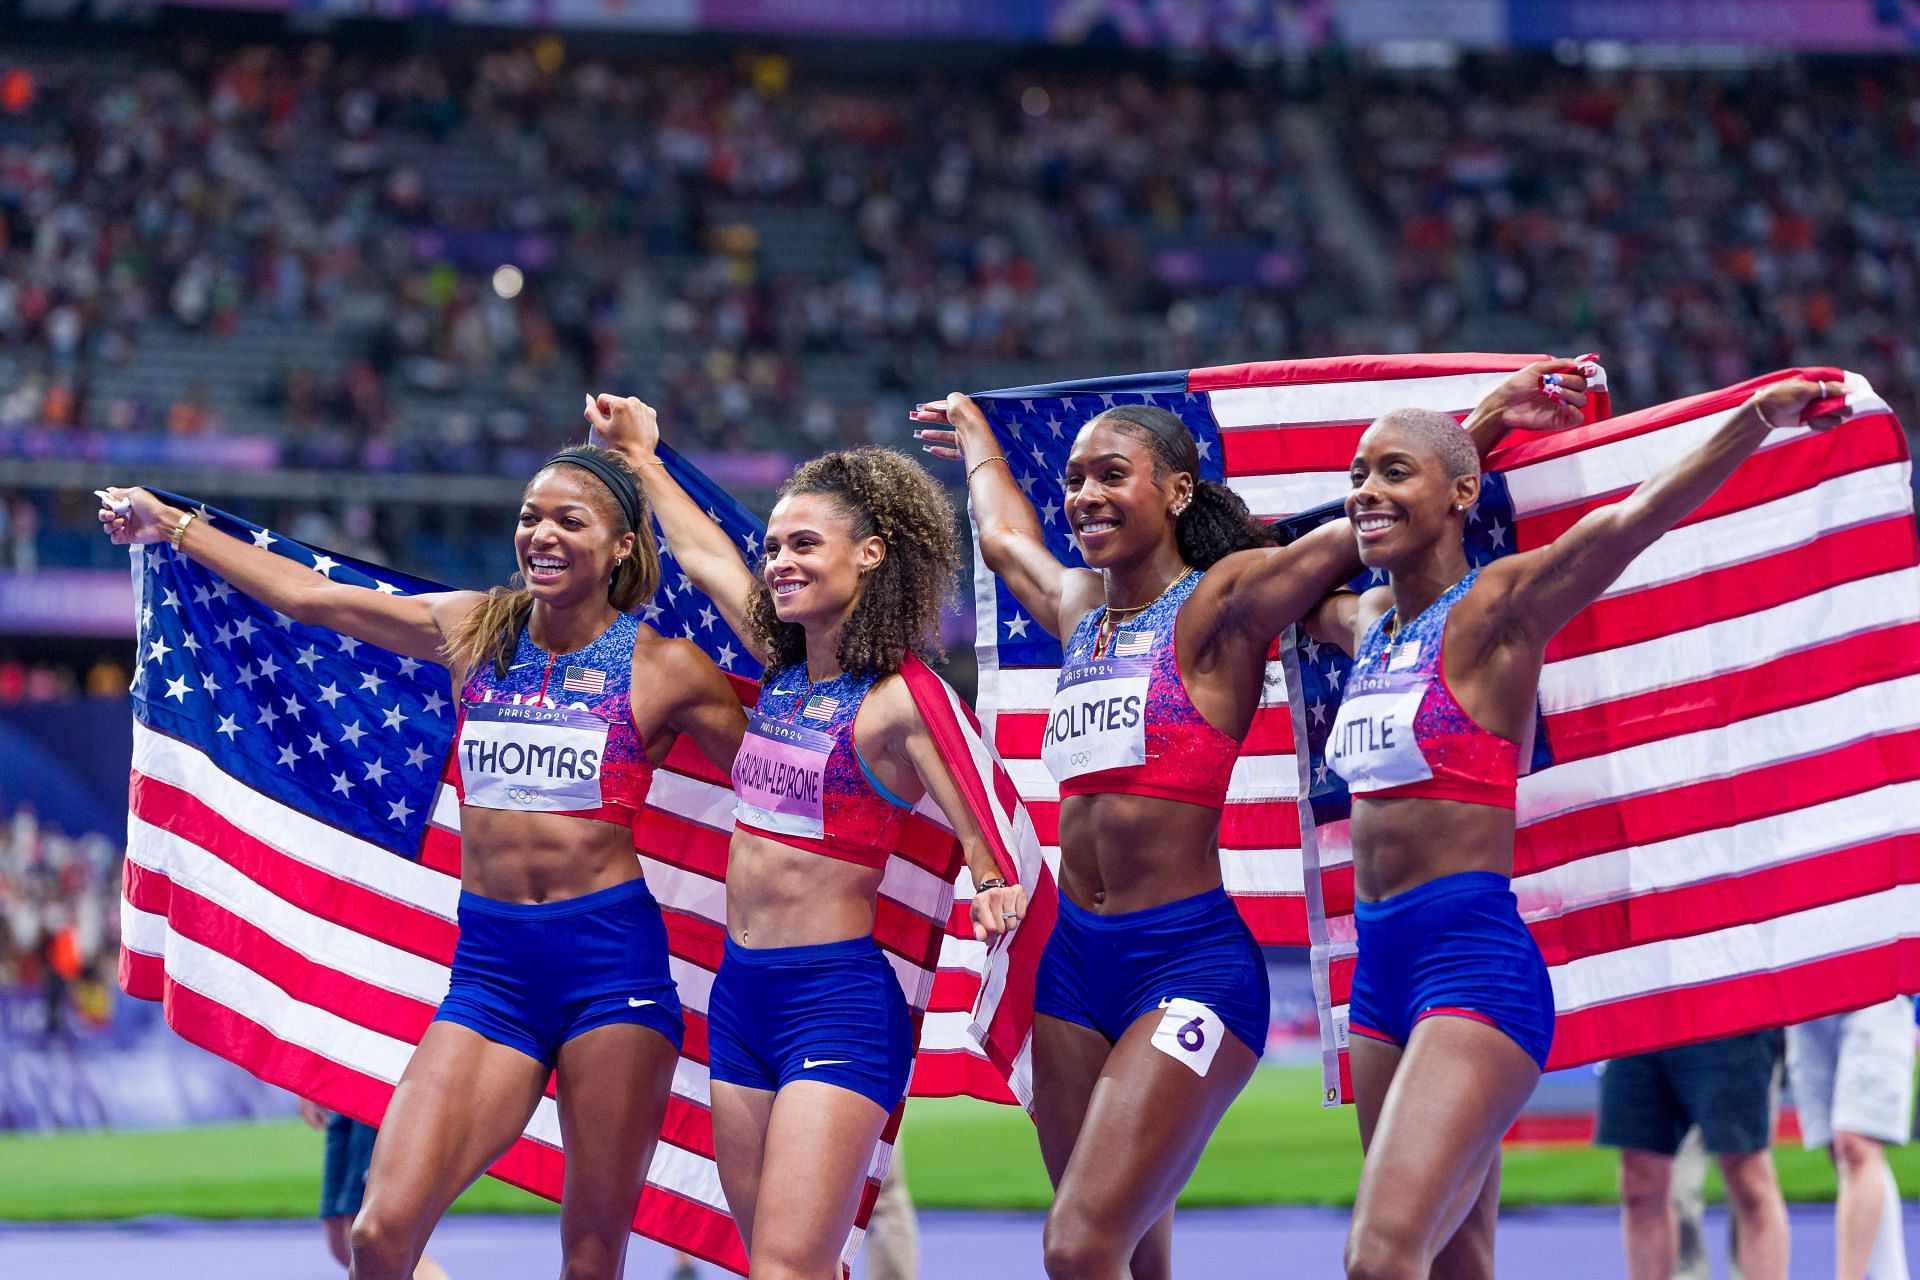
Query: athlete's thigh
1349 1034 1404 1156
709 1080 777 1252
1352 1016 1537 1251
361 1022 551 1229
1031 1013 1115 1186
1052 1006 1259 1240
744 1080 892 1273
553 1024 681 1259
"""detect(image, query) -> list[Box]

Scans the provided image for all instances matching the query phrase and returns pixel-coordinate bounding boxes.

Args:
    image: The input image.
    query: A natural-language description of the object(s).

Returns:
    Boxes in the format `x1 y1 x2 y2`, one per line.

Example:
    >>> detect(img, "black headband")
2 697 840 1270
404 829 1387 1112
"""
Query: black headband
542 450 642 535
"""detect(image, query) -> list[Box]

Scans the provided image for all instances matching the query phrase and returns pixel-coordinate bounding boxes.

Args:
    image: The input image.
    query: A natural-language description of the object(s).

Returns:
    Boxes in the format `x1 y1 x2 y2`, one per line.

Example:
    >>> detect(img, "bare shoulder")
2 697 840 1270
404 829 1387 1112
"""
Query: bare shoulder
635 627 727 690
1057 567 1106 634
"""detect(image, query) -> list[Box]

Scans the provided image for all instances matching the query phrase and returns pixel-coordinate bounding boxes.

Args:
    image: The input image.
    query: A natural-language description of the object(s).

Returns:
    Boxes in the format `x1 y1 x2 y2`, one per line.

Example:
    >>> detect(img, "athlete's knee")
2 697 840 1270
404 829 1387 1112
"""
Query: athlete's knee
1344 1224 1426 1280
348 1209 417 1279
1042 1206 1127 1279
1831 1130 1886 1179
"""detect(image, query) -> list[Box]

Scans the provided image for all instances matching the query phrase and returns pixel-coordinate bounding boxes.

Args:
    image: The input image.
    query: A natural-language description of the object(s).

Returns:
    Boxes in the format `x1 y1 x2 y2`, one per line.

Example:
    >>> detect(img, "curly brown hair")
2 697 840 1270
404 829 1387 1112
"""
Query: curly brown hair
443 445 659 679
745 447 960 677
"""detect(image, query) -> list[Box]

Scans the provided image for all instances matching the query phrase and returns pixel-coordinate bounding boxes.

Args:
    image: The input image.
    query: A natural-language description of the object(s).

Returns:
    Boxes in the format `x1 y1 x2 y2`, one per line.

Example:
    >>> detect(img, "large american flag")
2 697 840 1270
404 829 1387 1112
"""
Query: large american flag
117 451 1041 1275
961 355 1920 1105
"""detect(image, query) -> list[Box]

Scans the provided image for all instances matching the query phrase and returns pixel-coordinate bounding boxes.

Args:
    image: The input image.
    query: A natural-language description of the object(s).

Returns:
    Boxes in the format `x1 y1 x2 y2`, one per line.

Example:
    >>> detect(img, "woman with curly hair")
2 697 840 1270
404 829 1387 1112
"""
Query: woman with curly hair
914 361 1589 1279
586 393 1027 1278
99 446 746 1280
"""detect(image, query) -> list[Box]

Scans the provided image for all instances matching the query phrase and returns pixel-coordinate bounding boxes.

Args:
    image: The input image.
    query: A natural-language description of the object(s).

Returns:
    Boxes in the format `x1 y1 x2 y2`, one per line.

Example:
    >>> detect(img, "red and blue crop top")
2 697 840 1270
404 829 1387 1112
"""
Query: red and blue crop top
1043 568 1241 810
1325 567 1519 809
730 664 911 869
452 612 652 828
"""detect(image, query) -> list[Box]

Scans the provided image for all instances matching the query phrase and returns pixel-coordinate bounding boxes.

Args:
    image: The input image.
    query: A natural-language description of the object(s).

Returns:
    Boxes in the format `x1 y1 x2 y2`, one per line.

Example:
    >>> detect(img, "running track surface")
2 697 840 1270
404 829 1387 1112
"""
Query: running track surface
4 1207 1916 1277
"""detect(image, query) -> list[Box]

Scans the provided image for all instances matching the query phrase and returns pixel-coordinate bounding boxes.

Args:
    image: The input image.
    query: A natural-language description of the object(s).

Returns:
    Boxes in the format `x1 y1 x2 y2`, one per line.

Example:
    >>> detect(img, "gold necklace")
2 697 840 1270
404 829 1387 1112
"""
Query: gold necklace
1095 565 1194 657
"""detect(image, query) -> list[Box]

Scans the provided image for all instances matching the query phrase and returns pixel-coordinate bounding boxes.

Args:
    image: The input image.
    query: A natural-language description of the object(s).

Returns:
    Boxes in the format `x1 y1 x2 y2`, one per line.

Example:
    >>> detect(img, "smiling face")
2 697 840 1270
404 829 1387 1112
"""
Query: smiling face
761 491 885 630
1063 420 1190 570
514 467 635 606
1345 415 1480 571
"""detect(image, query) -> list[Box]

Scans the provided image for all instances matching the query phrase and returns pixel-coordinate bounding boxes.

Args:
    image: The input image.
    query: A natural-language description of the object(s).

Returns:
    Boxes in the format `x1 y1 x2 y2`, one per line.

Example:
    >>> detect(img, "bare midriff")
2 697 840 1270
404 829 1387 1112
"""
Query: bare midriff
457 807 645 903
1055 791 1224 915
1349 796 1516 903
725 828 886 948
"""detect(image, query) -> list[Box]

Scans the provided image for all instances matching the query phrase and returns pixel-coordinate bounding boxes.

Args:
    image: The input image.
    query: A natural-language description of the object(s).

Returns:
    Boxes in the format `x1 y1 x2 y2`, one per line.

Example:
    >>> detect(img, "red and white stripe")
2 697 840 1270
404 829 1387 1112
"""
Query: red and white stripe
123 656 1038 1274
973 353 1608 949
1310 368 1920 1100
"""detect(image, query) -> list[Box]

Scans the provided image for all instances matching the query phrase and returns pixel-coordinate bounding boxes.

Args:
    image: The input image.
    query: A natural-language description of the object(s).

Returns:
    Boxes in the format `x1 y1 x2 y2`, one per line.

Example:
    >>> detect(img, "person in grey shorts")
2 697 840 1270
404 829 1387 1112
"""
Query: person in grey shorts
1597 1031 1790 1280
1787 996 1916 1280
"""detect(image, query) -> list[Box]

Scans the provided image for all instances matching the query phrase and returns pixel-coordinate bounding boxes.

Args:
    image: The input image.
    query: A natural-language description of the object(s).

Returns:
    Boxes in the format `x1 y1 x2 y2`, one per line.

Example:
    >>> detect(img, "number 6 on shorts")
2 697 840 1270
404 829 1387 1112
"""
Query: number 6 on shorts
1151 997 1227 1077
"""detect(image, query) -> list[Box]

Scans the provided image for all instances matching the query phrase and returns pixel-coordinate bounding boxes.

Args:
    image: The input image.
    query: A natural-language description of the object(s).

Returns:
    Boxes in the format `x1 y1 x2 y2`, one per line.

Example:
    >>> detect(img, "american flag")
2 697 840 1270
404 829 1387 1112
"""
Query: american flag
561 665 606 695
117 450 1039 1275
963 354 1609 948
961 354 1920 1106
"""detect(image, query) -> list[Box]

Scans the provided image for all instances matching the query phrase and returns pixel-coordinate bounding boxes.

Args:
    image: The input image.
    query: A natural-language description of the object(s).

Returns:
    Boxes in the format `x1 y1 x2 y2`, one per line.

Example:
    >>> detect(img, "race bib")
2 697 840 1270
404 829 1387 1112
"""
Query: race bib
1326 671 1434 793
459 702 608 812
1150 998 1227 1077
1041 653 1151 783
732 713 833 840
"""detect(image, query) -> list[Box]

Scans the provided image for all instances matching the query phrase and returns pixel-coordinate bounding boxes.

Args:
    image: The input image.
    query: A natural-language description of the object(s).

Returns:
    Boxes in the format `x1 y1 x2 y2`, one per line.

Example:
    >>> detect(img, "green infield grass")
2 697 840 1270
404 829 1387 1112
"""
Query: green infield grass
0 1067 1913 1220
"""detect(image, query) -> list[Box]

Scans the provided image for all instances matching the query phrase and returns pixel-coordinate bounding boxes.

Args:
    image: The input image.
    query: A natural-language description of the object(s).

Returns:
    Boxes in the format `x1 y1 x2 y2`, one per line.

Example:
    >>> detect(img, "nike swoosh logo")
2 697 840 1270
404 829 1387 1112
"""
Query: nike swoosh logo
802 1057 849 1070
627 998 657 1008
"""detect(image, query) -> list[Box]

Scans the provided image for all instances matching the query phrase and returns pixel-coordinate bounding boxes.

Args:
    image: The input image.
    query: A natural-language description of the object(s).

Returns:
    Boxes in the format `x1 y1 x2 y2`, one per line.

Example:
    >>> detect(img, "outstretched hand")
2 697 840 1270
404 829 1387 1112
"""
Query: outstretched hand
96 486 178 546
584 393 662 461
1480 357 1598 435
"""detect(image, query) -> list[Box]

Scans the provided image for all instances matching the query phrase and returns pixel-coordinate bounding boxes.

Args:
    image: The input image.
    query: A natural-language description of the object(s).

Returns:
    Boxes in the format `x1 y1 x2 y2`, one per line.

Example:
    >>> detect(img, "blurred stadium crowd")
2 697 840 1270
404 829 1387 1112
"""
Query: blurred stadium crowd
4 38 1919 582
0 805 118 1020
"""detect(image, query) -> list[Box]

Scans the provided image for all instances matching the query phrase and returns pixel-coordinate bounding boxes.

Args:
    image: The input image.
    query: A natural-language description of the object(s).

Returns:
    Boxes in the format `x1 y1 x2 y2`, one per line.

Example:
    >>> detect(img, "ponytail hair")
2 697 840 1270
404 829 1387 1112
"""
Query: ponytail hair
443 445 659 678
1093 405 1282 568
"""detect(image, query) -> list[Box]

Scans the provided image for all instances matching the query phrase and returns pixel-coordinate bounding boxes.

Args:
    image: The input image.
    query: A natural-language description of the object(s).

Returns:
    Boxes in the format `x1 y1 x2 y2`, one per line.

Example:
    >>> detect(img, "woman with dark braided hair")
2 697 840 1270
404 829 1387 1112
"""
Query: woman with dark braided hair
586 393 1027 1279
98 445 746 1280
915 362 1589 1279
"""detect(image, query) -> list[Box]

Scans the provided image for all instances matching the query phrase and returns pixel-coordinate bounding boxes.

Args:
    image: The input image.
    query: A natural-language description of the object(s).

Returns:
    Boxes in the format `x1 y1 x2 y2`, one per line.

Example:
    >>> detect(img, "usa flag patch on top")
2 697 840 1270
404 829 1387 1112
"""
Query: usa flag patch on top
562 666 606 695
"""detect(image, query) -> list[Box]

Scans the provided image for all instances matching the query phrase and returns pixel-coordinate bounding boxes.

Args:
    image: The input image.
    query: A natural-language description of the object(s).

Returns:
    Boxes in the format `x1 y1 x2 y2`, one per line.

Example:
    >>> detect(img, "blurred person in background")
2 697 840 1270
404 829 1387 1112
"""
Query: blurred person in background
1786 998 1916 1280
1597 1033 1791 1280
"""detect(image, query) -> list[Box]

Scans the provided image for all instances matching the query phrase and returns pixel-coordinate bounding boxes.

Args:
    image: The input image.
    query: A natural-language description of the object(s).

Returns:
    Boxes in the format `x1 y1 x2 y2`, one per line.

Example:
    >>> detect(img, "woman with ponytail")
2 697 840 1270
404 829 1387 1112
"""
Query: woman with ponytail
586 393 1027 1279
915 363 1589 1278
99 446 746 1280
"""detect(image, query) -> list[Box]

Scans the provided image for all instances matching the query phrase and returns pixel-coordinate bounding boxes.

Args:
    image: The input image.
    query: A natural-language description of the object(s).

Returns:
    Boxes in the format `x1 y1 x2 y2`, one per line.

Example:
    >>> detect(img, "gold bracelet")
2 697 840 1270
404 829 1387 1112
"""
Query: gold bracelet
169 510 197 552
966 454 1009 483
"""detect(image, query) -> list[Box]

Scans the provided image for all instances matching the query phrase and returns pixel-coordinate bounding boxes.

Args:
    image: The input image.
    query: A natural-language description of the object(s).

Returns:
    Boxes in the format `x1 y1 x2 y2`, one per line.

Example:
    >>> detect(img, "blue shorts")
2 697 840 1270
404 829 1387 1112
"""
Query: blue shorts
432 877 684 1068
1034 886 1271 1057
1348 870 1554 1070
707 934 913 1113
320 1111 377 1220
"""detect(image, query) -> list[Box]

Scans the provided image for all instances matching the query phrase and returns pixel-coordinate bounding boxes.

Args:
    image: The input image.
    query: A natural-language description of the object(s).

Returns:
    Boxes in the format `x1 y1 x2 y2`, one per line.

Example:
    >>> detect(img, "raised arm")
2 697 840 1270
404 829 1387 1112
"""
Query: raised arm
1478 376 1842 647
99 487 476 664
913 392 1101 639
586 393 764 660
869 676 1029 943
